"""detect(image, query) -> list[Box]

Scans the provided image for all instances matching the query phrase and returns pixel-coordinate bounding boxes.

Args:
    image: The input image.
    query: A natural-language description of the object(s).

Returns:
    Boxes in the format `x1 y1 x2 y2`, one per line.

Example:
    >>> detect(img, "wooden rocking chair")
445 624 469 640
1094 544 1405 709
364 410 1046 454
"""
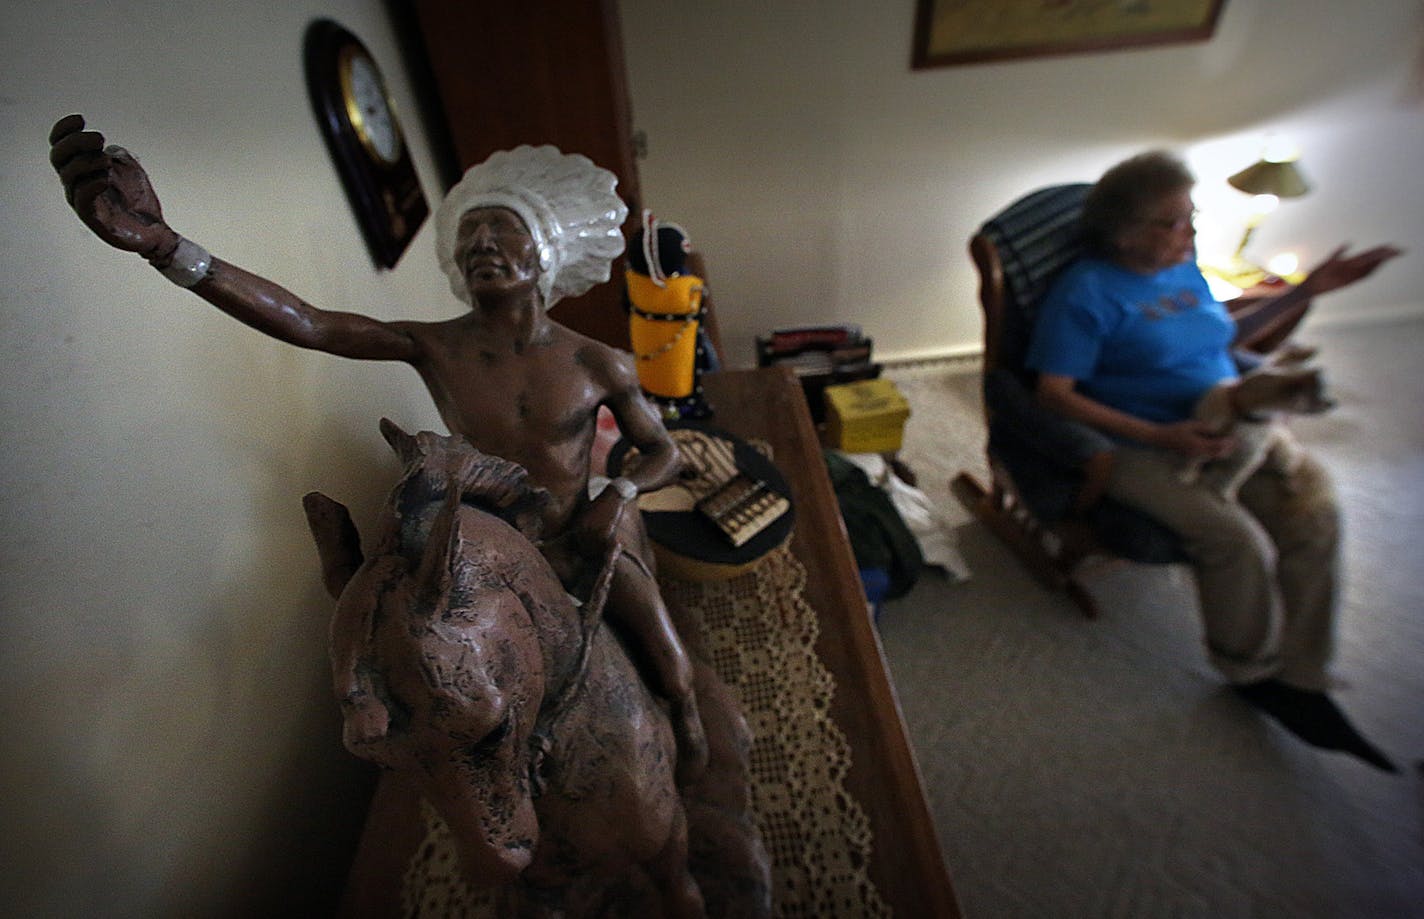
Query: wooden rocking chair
951 184 1311 617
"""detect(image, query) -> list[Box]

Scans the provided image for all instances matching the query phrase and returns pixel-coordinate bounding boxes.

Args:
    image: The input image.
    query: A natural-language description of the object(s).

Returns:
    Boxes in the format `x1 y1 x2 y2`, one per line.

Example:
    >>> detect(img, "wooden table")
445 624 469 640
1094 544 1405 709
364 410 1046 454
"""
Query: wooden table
702 367 961 918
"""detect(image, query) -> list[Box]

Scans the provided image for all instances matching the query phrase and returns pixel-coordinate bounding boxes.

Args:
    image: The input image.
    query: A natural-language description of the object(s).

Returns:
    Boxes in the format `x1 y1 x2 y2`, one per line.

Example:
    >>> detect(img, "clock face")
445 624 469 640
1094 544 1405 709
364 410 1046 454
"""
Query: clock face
340 47 403 166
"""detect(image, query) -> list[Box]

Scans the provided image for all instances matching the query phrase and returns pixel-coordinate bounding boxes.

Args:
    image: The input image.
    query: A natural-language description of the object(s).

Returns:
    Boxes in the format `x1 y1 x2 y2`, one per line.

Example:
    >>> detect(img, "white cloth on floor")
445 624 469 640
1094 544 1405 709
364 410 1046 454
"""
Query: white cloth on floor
836 452 971 583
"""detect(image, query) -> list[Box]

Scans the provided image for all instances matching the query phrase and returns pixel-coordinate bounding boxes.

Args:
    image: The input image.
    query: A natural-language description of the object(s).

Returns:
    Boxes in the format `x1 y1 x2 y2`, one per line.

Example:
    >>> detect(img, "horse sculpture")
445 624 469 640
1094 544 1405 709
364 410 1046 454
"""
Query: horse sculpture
304 420 705 916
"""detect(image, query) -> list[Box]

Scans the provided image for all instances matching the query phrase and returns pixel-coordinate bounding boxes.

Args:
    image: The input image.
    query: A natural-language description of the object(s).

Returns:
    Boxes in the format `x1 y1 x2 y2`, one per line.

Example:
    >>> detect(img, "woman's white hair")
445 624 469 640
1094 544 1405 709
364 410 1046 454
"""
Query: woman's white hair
435 145 628 308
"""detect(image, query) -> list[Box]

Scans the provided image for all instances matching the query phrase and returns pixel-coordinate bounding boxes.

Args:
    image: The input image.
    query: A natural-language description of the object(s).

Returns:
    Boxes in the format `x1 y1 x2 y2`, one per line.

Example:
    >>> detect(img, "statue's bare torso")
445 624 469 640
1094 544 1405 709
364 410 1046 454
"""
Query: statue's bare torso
400 315 631 534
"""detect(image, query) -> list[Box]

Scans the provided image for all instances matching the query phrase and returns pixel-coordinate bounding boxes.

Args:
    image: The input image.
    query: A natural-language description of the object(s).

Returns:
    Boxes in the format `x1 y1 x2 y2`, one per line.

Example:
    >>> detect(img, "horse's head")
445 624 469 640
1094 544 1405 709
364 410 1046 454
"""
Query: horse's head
332 421 578 883
380 582 549 883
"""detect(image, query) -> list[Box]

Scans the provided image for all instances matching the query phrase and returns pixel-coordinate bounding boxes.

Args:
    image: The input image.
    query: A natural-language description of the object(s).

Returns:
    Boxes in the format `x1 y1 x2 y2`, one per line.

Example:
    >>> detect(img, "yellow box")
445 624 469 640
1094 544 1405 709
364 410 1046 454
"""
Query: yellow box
824 378 911 453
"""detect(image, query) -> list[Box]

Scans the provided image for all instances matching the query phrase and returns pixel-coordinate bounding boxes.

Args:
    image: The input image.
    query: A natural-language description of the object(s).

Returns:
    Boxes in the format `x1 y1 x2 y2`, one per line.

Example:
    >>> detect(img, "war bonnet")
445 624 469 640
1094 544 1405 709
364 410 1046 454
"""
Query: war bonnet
435 145 628 308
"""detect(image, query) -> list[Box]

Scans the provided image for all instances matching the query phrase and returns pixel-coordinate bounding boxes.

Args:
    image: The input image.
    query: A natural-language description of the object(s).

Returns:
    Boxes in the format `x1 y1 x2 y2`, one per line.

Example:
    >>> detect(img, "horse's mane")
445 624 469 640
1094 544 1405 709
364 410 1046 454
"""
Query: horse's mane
393 432 552 542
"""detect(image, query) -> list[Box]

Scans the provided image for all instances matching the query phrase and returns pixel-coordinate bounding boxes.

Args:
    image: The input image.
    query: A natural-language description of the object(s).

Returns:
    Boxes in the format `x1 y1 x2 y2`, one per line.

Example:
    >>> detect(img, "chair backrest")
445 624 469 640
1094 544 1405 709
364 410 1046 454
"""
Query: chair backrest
970 184 1092 376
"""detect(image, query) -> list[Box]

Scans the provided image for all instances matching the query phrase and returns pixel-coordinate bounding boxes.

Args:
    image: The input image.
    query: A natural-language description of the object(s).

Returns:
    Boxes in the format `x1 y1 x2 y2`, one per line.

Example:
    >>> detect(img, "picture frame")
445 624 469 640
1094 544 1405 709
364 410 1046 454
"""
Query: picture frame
912 0 1227 69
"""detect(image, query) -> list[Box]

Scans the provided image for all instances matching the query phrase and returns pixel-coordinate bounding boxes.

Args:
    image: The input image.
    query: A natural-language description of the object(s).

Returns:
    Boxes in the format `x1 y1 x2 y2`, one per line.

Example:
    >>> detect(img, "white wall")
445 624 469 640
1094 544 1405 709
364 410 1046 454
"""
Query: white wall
621 0 1424 364
0 2 454 915
3 1 1422 915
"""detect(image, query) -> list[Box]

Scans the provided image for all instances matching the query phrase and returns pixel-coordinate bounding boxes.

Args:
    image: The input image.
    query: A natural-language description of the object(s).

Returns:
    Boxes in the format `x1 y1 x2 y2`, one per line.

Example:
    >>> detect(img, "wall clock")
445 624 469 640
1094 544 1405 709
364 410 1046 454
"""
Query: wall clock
304 18 428 269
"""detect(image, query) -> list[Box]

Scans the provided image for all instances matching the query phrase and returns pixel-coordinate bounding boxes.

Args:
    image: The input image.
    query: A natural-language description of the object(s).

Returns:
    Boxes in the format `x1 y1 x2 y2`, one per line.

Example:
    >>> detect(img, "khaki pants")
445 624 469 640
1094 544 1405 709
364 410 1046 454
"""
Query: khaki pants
1105 446 1339 690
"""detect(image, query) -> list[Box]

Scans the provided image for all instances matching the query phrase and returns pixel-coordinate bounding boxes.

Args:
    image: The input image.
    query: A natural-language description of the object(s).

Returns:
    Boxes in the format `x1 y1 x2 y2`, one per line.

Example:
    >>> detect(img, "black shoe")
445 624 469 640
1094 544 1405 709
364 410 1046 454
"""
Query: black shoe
1235 678 1398 773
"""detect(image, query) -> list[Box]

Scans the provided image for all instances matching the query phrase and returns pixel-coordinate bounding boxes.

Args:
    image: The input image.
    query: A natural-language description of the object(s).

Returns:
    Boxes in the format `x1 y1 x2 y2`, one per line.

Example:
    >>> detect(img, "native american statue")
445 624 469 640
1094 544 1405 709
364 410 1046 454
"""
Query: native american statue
51 114 770 916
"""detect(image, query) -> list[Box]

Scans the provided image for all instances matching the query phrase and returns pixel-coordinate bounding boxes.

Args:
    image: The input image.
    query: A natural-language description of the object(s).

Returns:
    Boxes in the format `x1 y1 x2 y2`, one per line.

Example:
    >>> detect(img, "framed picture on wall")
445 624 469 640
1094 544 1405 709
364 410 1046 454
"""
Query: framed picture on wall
912 0 1227 69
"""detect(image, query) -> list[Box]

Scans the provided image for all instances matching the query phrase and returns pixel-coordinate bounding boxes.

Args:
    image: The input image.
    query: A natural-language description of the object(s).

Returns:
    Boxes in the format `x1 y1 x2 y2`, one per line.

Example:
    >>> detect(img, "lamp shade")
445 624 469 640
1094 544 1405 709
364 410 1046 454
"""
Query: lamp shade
1227 158 1310 198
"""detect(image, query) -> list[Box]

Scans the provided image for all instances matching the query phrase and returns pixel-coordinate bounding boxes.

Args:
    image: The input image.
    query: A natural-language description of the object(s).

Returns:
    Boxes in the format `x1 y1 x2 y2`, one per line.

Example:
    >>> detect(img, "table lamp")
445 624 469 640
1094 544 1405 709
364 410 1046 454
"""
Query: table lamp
1222 154 1310 284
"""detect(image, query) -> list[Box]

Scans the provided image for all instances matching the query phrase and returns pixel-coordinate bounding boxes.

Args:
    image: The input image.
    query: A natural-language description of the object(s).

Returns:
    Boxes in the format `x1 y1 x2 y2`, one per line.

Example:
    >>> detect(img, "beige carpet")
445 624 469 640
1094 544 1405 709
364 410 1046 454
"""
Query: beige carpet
877 316 1424 918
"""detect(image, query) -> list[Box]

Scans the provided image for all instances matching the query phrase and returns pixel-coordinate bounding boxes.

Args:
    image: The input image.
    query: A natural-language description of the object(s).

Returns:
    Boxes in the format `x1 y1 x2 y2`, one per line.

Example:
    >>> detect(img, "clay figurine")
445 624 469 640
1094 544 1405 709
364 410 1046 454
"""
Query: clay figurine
50 114 770 915
49 114 704 773
303 421 701 913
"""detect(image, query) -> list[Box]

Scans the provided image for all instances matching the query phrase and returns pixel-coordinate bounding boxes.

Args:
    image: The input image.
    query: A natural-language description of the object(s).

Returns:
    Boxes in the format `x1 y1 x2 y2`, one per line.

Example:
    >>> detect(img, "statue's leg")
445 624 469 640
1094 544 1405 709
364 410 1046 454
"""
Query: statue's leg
605 514 709 784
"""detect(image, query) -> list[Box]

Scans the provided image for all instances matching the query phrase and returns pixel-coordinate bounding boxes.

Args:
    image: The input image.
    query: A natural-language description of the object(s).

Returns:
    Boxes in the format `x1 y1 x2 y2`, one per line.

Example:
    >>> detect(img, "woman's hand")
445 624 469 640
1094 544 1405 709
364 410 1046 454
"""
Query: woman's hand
1299 244 1403 298
49 114 181 263
1150 420 1236 459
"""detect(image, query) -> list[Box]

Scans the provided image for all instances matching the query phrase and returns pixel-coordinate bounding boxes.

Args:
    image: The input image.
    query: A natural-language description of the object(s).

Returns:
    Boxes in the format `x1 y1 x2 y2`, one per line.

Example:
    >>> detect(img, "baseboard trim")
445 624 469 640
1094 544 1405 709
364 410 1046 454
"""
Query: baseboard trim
879 345 983 374
876 305 1421 371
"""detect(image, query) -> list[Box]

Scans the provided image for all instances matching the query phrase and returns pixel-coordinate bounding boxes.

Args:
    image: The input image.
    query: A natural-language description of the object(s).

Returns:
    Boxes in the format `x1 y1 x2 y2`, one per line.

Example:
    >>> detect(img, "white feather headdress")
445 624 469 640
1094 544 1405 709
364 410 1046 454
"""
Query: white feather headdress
435 145 628 308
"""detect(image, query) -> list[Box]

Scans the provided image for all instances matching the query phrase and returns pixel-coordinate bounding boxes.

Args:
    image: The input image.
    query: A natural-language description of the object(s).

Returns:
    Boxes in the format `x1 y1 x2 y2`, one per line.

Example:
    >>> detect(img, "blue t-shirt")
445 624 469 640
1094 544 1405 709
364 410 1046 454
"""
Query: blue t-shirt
1025 258 1238 424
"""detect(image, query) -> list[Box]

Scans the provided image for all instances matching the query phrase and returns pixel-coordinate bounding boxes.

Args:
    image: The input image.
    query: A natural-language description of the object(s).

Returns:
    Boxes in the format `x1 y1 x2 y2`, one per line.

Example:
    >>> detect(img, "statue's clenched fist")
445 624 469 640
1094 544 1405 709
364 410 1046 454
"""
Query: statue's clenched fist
49 113 180 263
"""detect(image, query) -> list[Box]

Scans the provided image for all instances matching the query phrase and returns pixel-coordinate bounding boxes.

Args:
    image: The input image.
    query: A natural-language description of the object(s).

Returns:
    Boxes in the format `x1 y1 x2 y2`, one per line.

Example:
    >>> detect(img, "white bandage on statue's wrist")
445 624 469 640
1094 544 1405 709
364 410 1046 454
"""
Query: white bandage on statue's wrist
609 477 638 501
157 236 213 288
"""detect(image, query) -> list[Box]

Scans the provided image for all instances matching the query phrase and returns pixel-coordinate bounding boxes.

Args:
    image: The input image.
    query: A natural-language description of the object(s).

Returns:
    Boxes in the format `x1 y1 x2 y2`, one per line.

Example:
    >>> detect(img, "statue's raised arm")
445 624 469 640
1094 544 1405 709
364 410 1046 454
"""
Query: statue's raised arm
48 114 417 362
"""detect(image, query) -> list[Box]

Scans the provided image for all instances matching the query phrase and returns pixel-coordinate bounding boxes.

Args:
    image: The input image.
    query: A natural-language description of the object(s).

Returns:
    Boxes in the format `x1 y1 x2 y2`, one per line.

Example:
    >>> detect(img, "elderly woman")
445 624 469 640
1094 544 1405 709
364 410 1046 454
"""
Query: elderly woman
1027 150 1401 771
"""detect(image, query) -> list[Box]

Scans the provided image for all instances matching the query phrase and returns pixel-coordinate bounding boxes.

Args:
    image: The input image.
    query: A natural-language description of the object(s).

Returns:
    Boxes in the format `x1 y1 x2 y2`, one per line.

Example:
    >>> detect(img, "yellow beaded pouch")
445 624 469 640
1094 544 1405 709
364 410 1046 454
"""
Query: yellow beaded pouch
627 270 704 400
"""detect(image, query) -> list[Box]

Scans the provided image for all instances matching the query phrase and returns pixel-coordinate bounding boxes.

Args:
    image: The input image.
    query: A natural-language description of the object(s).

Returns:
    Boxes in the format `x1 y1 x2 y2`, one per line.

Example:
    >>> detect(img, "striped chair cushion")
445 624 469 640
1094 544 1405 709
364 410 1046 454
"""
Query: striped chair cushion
979 183 1092 371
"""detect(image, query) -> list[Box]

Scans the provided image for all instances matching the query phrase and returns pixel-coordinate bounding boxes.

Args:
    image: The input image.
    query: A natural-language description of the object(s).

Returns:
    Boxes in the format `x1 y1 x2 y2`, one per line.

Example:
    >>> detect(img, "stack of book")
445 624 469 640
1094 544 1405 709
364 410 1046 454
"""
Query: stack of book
756 325 881 424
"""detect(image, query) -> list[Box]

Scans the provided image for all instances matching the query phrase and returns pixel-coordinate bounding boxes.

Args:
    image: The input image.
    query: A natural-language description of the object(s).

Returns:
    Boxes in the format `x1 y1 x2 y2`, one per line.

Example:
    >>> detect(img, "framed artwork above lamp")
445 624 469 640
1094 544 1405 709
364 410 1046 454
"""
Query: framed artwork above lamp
912 0 1227 69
